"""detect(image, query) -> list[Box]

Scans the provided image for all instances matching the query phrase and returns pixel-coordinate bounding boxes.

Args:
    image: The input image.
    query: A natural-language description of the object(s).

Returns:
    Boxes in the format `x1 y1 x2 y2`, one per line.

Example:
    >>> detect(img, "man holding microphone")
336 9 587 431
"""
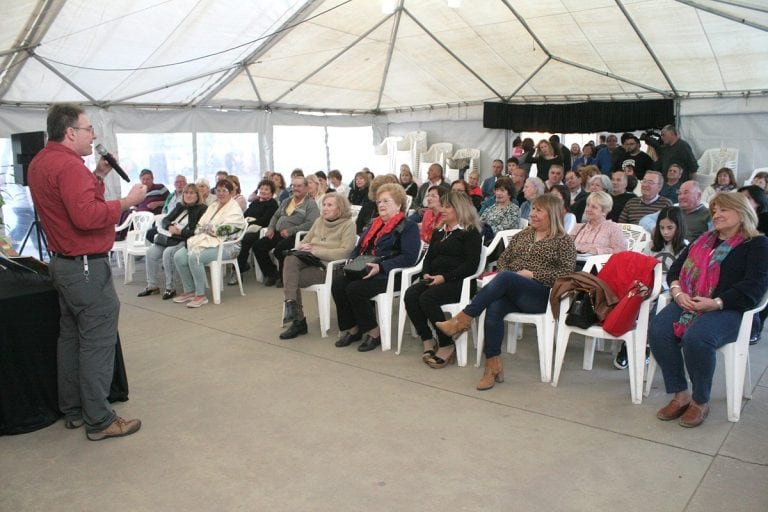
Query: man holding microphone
28 103 147 441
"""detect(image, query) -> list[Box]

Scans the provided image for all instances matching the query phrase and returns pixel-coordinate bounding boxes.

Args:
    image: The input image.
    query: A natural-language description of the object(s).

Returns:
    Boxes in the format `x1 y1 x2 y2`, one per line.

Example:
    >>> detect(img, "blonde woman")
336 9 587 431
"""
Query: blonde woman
437 194 576 390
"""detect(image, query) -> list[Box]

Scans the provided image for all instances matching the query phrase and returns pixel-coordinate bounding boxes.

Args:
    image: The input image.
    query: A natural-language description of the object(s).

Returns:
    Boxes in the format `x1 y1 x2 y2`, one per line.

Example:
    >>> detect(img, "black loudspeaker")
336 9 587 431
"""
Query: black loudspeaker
11 131 46 186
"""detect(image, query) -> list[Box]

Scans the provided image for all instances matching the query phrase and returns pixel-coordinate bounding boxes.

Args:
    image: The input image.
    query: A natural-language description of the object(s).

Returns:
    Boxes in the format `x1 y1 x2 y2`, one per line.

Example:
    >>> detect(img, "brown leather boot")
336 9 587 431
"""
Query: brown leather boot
477 356 504 391
436 311 473 337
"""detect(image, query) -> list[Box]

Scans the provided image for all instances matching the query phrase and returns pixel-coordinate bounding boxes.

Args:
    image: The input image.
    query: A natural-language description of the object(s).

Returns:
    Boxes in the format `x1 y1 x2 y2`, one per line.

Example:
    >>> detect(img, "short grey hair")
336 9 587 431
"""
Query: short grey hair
589 174 613 194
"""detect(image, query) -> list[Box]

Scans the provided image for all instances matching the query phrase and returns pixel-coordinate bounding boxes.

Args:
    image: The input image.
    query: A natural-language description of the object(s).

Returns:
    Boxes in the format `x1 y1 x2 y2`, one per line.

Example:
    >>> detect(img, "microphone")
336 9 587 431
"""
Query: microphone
95 144 130 182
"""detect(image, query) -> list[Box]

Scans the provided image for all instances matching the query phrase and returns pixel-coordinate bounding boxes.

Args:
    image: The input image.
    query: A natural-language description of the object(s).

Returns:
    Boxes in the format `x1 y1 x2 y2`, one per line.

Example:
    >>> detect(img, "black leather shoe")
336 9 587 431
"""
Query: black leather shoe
137 287 159 297
750 333 760 345
335 330 363 347
280 319 308 340
263 276 277 287
162 290 176 300
358 335 381 352
275 278 284 289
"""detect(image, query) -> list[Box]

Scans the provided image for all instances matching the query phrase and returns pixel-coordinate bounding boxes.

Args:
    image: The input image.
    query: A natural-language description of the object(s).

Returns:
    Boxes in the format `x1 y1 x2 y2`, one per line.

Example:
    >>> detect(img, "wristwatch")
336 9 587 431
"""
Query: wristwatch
714 298 724 310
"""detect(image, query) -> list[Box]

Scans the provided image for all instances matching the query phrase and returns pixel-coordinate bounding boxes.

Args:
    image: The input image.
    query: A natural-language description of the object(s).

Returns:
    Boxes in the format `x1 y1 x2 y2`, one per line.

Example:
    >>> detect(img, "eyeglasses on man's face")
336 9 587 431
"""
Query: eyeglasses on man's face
70 125 95 134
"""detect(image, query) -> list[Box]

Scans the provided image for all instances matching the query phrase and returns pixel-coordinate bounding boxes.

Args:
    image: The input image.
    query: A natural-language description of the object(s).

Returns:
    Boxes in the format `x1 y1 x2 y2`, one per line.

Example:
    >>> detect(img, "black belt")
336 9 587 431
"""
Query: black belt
52 253 108 261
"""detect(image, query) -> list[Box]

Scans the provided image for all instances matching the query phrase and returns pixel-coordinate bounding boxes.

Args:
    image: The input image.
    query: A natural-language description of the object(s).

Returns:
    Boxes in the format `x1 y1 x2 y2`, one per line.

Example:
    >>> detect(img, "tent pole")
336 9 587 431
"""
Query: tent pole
403 8 505 102
675 0 768 31
31 53 99 104
551 56 672 97
375 1 404 111
614 0 678 95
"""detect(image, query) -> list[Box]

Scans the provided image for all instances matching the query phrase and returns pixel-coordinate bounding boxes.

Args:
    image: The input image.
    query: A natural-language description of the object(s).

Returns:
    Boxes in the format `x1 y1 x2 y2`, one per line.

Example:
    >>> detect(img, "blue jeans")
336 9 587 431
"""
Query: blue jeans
649 302 742 404
146 243 183 290
464 271 550 358
174 246 228 296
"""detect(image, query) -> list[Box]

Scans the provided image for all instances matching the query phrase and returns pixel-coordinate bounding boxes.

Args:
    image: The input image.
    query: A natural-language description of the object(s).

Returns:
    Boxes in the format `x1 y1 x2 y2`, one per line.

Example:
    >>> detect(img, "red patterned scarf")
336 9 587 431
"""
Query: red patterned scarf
359 212 405 255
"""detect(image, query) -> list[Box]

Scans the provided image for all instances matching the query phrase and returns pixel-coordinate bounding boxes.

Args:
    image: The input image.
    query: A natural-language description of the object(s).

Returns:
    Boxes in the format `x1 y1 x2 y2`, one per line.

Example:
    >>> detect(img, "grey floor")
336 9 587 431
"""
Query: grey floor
2 264 767 512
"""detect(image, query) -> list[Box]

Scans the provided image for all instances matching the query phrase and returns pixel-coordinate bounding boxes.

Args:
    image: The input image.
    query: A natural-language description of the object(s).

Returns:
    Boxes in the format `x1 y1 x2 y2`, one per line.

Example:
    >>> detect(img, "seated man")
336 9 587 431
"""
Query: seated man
639 180 712 242
252 176 320 287
136 169 169 214
544 164 565 191
618 170 672 224
162 175 187 214
660 164 683 203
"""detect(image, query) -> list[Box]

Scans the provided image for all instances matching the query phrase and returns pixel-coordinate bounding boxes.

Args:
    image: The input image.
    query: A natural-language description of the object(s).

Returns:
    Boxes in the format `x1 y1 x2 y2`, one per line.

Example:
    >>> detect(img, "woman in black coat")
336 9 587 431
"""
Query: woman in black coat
404 192 482 368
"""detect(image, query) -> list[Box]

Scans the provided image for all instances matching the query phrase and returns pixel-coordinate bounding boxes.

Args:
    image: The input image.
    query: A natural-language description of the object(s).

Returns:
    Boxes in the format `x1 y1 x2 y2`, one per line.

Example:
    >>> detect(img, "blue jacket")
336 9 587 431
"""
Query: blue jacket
668 234 768 312
352 218 420 280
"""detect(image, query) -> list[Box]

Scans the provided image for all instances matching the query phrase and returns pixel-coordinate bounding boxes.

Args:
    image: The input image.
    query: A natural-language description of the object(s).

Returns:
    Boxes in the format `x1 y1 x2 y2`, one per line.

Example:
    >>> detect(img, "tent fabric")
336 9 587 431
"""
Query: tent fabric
1 0 767 113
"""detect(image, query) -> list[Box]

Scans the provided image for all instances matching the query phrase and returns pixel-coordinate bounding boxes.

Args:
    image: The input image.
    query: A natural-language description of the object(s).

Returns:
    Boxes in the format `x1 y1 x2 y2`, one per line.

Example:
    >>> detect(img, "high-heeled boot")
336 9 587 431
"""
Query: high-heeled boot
476 356 504 391
435 311 473 337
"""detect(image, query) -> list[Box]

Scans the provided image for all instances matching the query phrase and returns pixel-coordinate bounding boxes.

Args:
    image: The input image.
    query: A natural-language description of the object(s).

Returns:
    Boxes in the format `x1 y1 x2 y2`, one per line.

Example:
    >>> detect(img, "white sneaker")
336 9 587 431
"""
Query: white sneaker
186 297 209 308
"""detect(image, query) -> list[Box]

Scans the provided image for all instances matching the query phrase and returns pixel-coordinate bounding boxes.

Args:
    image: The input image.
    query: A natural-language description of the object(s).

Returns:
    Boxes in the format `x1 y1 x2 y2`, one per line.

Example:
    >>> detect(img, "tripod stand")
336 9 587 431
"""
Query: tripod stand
19 206 48 261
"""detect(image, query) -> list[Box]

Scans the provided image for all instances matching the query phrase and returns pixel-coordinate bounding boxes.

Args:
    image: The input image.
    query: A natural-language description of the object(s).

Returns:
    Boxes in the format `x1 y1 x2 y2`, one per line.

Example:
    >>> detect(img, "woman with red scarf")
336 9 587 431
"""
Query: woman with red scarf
649 192 768 428
332 183 421 352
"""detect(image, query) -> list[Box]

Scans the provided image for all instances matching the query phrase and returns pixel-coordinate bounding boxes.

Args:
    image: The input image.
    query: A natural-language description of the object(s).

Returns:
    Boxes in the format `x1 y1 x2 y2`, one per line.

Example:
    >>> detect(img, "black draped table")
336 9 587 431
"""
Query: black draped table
0 269 129 435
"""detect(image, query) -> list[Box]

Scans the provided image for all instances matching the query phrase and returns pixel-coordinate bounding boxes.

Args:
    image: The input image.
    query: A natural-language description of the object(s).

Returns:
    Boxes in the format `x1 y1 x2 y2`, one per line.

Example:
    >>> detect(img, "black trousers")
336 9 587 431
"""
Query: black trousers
237 231 261 271
331 273 388 333
403 281 462 347
252 233 294 278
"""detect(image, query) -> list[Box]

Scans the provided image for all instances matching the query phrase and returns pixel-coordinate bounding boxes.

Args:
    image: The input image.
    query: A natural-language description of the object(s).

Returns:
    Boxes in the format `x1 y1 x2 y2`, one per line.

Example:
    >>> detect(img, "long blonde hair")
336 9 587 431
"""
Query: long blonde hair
531 193 567 239
709 192 760 238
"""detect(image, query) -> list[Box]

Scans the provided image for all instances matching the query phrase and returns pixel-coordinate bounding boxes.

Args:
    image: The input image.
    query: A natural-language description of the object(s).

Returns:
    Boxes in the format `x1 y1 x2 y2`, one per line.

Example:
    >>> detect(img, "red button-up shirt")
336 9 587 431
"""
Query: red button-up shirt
27 142 122 256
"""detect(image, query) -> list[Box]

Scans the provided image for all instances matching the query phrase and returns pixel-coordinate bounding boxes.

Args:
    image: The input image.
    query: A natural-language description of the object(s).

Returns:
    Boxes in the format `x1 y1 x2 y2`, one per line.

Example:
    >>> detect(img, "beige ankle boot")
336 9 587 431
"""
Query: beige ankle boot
435 311 473 337
476 356 504 391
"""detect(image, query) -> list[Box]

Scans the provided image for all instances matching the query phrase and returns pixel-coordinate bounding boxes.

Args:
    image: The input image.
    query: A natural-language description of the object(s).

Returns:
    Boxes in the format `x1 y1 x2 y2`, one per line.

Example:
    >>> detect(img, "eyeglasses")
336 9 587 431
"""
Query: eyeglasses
70 125 94 134
215 188 230 194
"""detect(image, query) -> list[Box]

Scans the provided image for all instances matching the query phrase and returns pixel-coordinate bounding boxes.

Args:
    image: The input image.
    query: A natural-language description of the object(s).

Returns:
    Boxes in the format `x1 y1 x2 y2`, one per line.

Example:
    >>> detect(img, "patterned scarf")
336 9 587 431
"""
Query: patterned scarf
359 212 405 256
673 230 744 336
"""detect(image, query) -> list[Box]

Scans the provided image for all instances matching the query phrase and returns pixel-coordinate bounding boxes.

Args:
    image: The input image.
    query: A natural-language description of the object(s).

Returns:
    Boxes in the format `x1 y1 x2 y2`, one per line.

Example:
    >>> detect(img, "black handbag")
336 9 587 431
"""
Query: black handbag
565 291 599 328
343 255 380 280
154 233 182 247
283 249 325 270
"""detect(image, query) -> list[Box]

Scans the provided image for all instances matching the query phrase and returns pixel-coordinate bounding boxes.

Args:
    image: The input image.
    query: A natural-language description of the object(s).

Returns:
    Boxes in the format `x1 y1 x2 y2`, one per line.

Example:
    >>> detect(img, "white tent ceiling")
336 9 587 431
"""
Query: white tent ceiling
1 0 768 114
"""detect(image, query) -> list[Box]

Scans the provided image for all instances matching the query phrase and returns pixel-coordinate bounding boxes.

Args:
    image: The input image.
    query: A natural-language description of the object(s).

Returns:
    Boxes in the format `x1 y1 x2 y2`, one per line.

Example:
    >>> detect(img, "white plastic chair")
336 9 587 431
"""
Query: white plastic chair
418 143 453 182
474 282 557 382
110 212 136 268
395 131 428 172
437 246 488 367
484 229 521 270
445 148 480 183
618 223 651 253
206 228 247 305
697 146 739 178
552 255 663 404
644 290 768 422
122 211 156 284
371 240 426 352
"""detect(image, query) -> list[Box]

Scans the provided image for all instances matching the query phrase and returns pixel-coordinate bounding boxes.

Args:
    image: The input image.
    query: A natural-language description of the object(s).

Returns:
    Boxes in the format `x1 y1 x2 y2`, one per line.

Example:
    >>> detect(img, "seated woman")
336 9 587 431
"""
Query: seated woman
356 174 399 234
452 179 482 211
236 179 279 279
751 171 768 191
332 183 421 352
649 206 688 274
139 184 207 300
547 184 577 234
404 192 482 368
348 171 371 207
399 164 418 199
306 174 325 209
738 184 768 235
227 175 248 211
701 167 737 204
172 179 246 308
195 178 216 206
570 191 628 255
465 170 484 209
279 192 357 339
649 193 768 427
437 194 576 390
571 174 613 222
518 177 545 220
480 177 520 238
419 185 448 243
271 172 288 202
